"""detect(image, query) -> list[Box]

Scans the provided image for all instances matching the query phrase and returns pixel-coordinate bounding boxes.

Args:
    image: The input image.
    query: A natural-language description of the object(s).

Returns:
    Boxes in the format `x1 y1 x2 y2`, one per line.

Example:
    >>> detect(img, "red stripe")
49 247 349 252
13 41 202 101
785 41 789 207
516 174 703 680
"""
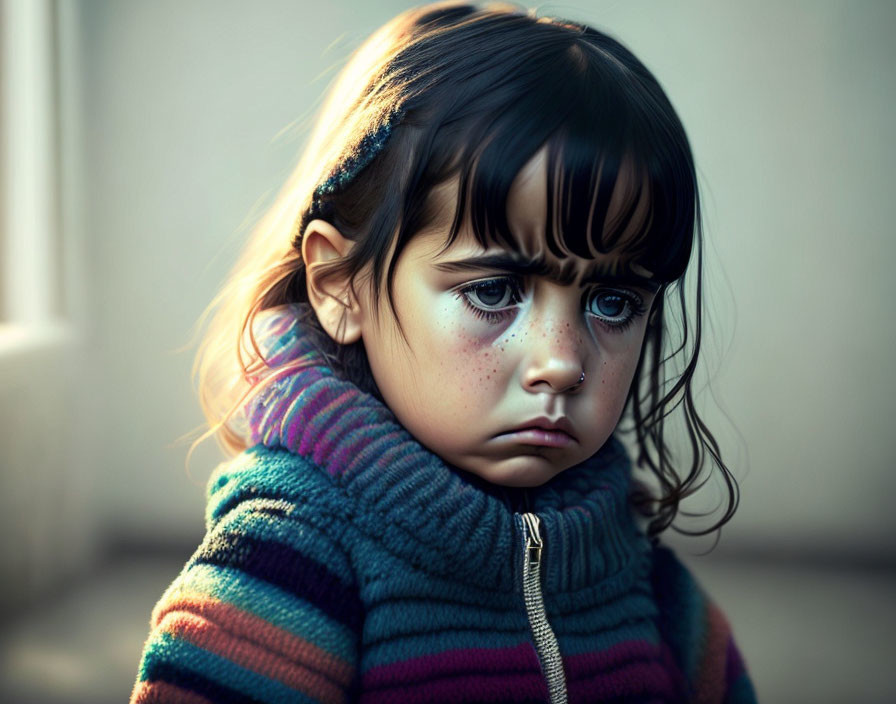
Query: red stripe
154 592 353 689
158 610 348 703
694 601 731 704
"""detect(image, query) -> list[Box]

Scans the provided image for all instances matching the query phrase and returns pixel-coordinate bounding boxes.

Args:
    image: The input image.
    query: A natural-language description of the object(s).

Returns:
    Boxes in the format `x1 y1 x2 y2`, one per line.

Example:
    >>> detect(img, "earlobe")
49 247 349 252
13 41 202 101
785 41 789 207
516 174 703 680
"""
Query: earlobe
302 219 363 344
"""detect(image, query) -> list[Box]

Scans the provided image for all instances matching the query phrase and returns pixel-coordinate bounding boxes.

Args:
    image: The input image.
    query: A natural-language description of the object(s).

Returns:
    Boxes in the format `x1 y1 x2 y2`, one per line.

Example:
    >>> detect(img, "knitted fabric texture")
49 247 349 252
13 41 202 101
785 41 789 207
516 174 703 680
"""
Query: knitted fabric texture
131 305 756 703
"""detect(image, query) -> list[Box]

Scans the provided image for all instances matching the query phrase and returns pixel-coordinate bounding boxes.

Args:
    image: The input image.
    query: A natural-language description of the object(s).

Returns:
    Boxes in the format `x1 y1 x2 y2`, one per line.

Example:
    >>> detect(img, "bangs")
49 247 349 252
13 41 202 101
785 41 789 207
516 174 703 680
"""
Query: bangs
435 37 696 284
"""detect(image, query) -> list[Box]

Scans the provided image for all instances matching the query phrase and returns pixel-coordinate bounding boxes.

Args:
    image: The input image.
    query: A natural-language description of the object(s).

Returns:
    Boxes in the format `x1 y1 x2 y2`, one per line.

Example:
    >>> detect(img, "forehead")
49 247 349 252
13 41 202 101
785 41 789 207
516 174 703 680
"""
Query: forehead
418 147 656 285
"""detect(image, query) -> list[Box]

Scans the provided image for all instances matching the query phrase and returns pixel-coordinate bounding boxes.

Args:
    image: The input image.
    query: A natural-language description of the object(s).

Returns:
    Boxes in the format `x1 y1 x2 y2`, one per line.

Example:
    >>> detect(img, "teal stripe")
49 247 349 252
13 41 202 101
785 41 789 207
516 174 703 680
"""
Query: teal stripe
207 448 344 525
727 671 758 703
549 592 657 635
363 628 529 670
171 563 356 661
140 631 318 704
557 619 660 656
664 554 706 681
365 598 523 636
685 591 709 681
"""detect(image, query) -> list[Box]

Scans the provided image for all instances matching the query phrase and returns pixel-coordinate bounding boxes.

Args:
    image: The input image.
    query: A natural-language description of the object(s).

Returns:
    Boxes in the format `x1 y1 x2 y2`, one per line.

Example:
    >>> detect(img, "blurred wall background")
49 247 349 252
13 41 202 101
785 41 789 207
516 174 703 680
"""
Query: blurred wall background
2 0 895 609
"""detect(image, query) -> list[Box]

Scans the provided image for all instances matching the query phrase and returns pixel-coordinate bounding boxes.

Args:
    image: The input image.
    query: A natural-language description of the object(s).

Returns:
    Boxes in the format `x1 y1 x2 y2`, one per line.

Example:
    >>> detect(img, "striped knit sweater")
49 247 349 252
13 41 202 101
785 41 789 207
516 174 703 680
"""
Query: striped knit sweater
131 306 756 703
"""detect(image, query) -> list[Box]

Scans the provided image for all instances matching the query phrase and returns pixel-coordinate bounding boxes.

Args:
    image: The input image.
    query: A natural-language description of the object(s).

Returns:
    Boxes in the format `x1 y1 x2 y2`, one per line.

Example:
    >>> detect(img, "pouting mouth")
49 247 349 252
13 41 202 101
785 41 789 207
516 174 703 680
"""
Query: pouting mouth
500 416 576 440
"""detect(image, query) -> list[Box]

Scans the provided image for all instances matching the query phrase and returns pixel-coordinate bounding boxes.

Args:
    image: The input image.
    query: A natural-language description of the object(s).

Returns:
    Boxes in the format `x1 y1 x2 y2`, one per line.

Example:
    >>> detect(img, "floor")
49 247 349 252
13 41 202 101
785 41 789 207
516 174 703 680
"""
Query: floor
0 552 894 703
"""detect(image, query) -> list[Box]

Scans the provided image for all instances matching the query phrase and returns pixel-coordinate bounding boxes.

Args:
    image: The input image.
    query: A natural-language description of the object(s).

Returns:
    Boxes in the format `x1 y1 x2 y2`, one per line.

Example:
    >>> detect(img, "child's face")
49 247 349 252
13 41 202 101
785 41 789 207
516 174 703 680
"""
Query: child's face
358 150 658 487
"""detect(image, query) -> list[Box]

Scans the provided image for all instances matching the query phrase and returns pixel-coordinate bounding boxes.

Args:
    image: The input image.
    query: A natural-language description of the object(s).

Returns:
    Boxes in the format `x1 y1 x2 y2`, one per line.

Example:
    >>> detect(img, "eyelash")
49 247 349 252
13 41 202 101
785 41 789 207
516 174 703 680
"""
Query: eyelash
583 288 647 334
457 277 524 324
456 276 647 332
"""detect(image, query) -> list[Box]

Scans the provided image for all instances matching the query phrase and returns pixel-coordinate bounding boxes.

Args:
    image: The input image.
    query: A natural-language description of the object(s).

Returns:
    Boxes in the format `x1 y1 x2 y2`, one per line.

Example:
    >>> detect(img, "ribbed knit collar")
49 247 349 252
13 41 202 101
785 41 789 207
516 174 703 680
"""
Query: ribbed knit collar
245 305 651 593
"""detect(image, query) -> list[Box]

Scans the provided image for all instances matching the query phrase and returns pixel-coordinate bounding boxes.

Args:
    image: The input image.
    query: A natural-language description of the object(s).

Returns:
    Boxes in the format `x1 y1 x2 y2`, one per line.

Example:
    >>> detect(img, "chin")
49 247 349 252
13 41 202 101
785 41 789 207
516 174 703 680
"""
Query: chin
465 454 570 489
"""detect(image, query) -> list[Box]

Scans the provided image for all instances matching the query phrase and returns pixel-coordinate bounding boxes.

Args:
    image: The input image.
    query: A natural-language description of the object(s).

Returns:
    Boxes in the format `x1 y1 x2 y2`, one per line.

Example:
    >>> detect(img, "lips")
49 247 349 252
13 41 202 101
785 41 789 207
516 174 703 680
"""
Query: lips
497 416 577 448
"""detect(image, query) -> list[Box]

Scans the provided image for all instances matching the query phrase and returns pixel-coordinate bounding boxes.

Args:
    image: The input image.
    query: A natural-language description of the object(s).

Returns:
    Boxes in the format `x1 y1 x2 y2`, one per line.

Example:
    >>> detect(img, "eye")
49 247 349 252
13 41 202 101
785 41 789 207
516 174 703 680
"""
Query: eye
585 288 646 331
465 279 519 308
457 277 523 322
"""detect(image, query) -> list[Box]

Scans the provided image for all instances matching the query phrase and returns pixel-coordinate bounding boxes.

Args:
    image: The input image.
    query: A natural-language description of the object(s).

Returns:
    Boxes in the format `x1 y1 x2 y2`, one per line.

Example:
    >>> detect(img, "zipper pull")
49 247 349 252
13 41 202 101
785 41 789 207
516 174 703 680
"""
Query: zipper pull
522 512 543 567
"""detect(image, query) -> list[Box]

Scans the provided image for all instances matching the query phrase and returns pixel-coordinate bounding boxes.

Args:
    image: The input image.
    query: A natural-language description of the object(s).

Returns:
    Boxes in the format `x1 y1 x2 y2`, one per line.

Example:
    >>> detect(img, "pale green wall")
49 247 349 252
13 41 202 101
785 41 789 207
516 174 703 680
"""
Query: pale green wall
64 0 896 558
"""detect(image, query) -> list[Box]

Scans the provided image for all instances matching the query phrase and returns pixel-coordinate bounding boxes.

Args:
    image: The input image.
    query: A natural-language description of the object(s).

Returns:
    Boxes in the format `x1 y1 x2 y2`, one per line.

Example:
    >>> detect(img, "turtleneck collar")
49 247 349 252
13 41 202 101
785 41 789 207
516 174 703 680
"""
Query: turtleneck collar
244 305 651 593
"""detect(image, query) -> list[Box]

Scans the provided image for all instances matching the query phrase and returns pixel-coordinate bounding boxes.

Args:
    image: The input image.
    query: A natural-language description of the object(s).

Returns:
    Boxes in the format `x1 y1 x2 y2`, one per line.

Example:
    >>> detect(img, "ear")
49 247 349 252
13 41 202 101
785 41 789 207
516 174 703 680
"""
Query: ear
302 219 363 344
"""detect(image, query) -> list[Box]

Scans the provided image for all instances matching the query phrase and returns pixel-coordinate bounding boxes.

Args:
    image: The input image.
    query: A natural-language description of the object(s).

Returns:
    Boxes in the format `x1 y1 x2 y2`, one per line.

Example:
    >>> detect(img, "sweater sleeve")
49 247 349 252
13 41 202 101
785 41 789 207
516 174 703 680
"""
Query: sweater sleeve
129 474 361 704
650 544 758 704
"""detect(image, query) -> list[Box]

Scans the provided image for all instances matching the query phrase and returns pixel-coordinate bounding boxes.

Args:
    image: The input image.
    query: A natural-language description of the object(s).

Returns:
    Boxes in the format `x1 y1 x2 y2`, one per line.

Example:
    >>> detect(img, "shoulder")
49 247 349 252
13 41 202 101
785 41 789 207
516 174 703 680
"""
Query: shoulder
205 444 352 535
649 543 717 658
199 444 358 577
649 543 757 704
132 446 362 702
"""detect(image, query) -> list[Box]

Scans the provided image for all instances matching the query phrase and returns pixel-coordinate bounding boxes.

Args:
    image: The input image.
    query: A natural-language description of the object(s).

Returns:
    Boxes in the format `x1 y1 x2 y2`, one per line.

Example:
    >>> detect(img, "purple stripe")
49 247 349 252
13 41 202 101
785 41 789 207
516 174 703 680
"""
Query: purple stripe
565 639 683 702
294 384 331 453
313 392 360 467
348 429 404 466
658 639 690 701
361 672 548 704
282 393 305 450
362 643 542 690
331 422 393 476
567 662 680 702
725 635 746 685
564 639 661 678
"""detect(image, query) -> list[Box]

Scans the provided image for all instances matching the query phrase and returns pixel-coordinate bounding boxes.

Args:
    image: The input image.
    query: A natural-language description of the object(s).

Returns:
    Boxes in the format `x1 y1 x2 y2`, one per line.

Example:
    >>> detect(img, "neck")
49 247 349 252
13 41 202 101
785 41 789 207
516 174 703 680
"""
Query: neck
244 304 649 591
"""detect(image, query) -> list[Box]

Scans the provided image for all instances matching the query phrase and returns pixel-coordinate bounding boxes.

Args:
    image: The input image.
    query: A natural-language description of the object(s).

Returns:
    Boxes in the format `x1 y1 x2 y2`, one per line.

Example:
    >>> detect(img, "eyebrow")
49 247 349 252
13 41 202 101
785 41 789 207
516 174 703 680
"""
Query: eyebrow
433 253 661 290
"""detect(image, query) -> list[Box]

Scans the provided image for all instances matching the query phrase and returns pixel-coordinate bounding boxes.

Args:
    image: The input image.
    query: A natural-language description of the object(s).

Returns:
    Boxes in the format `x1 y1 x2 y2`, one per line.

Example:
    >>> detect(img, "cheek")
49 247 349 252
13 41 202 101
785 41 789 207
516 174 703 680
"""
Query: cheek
414 301 508 404
596 358 636 404
589 327 648 405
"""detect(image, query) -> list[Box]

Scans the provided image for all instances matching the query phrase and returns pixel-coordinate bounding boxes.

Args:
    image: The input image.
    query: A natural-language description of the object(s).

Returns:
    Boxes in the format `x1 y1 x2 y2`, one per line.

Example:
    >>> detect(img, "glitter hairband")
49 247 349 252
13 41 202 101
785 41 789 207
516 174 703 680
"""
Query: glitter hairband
296 109 404 243
314 116 399 197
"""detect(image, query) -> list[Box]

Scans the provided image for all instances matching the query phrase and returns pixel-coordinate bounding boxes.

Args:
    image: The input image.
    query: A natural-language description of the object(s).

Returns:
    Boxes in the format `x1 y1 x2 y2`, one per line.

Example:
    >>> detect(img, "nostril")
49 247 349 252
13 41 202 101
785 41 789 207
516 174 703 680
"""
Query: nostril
522 364 587 395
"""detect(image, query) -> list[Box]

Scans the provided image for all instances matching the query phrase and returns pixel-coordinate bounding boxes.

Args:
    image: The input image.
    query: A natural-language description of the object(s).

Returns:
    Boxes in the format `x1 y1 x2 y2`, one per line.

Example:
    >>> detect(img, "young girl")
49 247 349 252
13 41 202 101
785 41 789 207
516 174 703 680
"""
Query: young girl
131 3 756 702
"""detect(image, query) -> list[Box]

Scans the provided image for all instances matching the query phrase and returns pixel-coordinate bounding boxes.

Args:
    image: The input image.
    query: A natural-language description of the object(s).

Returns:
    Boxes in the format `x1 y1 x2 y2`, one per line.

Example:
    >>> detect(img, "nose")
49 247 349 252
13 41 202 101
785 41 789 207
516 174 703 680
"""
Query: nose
519 316 587 395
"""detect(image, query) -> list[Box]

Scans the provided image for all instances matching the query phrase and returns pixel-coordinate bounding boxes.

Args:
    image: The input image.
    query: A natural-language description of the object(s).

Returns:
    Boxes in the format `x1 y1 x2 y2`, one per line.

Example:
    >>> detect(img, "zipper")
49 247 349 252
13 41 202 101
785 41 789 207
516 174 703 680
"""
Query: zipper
518 512 567 704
